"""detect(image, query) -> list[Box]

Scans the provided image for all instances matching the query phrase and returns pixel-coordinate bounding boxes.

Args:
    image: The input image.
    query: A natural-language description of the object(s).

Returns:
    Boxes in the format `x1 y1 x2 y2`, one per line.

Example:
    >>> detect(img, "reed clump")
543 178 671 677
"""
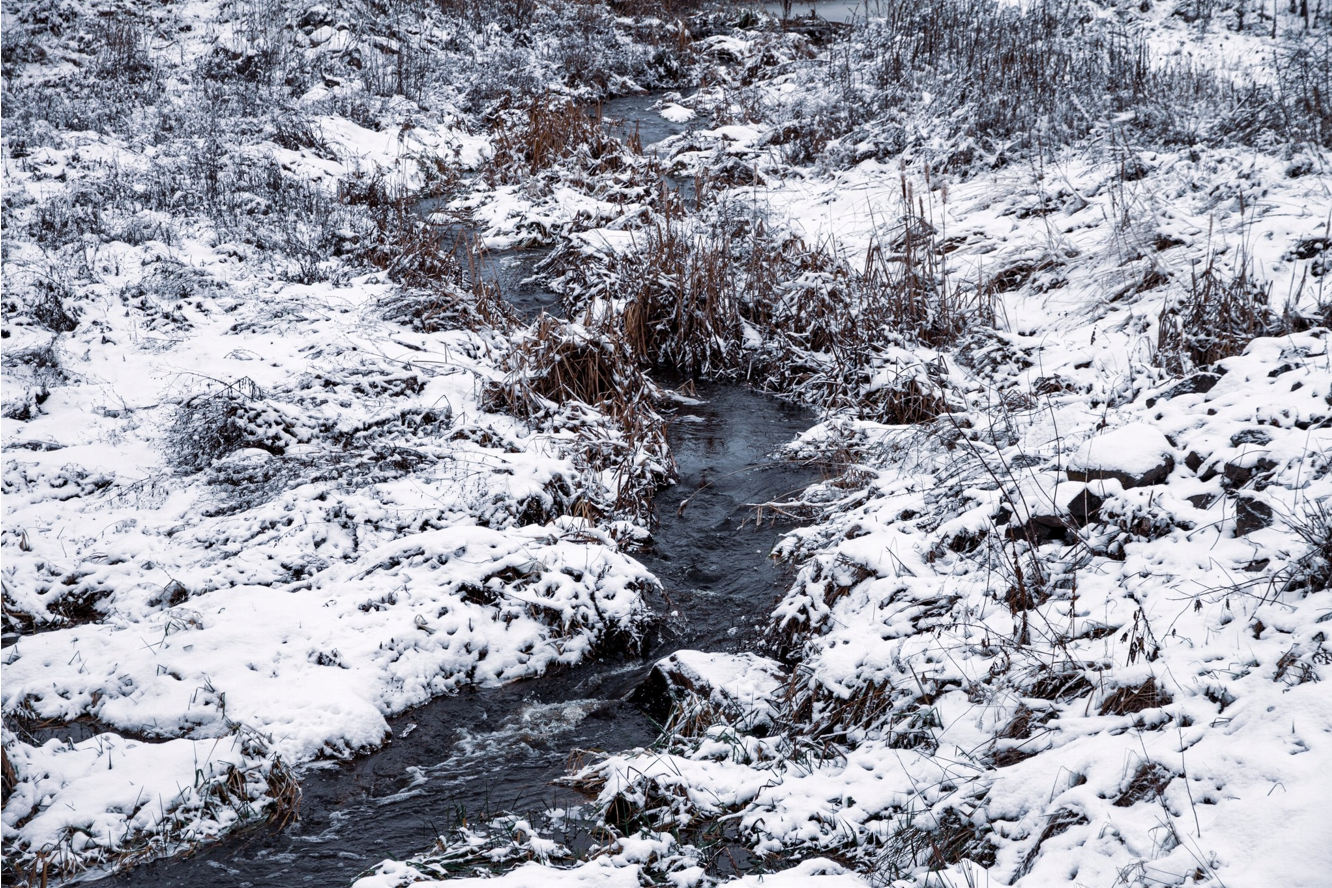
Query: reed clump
486 317 675 522
484 94 642 186
1155 252 1280 373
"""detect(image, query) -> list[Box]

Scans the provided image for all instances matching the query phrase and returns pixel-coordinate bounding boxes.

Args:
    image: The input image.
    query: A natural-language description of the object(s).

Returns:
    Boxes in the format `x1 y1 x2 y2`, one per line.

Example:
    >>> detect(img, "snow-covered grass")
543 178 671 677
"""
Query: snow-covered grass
358 2 1332 886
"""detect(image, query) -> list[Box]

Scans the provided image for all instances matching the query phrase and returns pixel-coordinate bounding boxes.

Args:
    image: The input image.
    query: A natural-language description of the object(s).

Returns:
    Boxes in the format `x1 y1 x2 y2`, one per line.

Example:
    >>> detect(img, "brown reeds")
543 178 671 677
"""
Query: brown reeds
486 317 675 522
1156 251 1280 373
617 210 745 378
484 94 641 186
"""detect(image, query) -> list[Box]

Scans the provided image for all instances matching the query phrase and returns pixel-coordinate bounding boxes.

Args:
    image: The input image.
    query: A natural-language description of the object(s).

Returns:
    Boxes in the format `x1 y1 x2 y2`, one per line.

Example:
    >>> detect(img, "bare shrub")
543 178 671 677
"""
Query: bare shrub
92 19 156 85
858 209 987 349
362 40 431 102
27 190 105 250
27 278 79 333
1 341 65 420
436 0 536 34
270 114 334 159
1282 496 1332 592
166 378 314 473
352 195 458 287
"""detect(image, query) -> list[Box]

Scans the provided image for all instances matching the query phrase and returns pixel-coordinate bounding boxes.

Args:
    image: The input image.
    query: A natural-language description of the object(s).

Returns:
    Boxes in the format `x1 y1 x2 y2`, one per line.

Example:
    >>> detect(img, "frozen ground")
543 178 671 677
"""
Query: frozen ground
3 0 1331 884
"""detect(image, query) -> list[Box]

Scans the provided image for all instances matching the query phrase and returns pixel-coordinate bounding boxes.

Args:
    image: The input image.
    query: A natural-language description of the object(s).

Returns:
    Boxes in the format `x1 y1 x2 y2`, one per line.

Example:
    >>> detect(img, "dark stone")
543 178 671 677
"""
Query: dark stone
1230 428 1273 447
1289 237 1329 260
1067 453 1174 489
1223 457 1278 489
1234 494 1273 536
1066 486 1106 526
1145 372 1220 408
1185 451 1206 472
627 665 673 725
1187 493 1217 509
1008 519 1067 545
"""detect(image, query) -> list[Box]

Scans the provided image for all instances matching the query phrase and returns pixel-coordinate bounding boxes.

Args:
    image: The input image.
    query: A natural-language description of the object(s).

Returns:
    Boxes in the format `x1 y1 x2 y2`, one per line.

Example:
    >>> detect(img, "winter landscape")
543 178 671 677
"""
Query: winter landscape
2 0 1330 884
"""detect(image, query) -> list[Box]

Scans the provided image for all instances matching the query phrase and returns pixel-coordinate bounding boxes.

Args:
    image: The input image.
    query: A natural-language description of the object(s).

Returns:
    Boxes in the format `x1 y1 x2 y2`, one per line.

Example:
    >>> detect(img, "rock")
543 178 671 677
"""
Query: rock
628 666 674 725
1185 451 1206 472
1009 479 1118 543
308 25 334 46
1067 423 1175 488
299 4 332 28
1145 372 1220 407
1230 428 1273 447
1234 494 1273 536
1066 486 1106 526
1223 456 1278 490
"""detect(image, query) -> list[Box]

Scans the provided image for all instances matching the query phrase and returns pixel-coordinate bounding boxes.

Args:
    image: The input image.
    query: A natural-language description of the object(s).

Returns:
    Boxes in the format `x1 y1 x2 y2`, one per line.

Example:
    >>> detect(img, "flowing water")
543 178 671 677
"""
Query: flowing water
761 0 872 23
108 96 820 888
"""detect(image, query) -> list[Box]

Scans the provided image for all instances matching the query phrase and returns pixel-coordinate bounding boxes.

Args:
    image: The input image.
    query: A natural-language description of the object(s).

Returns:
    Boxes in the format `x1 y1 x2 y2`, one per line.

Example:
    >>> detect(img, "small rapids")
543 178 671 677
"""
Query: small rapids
109 95 820 888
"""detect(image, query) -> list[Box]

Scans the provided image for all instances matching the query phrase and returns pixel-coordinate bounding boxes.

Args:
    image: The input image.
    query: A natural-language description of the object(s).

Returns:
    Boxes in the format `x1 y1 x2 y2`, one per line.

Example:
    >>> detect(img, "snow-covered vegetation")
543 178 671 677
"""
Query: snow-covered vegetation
2 0 1330 884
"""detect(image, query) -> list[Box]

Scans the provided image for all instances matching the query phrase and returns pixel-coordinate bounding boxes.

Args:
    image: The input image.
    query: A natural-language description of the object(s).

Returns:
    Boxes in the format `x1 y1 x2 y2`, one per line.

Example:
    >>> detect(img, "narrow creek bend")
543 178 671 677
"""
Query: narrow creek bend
110 380 818 888
109 138 822 884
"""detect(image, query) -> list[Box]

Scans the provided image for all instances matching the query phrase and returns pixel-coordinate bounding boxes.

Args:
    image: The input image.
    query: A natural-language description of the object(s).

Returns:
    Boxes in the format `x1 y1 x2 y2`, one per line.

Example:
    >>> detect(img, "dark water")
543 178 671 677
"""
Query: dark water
599 91 693 151
110 106 819 885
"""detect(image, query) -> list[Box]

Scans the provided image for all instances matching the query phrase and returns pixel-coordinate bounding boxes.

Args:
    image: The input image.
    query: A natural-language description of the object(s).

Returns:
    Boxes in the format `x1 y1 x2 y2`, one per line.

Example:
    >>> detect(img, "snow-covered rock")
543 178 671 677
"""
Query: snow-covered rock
1066 422 1175 488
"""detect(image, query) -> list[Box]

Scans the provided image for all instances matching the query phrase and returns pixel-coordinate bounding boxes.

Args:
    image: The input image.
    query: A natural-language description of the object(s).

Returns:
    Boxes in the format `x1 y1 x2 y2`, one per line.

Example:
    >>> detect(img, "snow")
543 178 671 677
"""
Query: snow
356 858 650 888
659 103 696 124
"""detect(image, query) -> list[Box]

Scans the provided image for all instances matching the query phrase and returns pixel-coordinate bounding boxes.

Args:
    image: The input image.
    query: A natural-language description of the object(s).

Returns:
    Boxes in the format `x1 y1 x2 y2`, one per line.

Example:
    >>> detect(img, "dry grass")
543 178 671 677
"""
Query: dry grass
876 806 996 880
856 201 990 350
782 0 1331 171
490 316 652 419
484 94 641 186
486 317 674 522
1282 496 1332 592
1156 251 1280 373
1099 677 1172 716
618 211 745 378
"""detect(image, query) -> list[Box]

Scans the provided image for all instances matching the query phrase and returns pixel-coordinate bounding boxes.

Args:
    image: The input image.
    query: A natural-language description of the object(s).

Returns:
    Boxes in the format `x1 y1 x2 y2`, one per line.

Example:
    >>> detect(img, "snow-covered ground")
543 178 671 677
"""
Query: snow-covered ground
4 0 1331 884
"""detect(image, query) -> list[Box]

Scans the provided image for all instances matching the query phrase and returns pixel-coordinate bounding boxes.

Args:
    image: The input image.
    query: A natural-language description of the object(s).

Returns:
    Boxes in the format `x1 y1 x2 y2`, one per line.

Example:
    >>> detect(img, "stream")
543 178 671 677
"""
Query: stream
108 95 821 888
